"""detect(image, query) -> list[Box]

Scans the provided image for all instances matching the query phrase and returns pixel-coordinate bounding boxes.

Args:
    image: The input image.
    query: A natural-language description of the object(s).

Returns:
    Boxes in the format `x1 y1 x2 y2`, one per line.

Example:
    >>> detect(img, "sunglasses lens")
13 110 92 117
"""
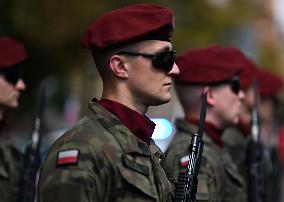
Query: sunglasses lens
231 79 240 94
152 51 175 72
3 68 20 85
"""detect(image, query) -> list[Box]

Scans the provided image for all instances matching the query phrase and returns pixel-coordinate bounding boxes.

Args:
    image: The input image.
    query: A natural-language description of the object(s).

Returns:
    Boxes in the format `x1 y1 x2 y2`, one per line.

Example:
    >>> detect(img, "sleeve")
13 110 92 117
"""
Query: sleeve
38 142 114 202
162 141 189 179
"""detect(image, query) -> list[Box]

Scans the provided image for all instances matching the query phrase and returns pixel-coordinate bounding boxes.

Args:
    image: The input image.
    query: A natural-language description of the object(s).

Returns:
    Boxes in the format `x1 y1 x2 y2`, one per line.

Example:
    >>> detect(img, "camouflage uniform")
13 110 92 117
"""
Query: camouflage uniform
37 101 174 202
224 127 277 201
163 119 246 202
222 127 248 180
0 140 22 202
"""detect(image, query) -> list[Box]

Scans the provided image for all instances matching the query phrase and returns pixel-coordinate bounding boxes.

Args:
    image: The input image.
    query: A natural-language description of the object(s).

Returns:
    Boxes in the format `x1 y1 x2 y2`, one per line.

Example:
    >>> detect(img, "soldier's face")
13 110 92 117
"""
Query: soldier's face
0 74 26 108
259 97 274 124
125 40 180 106
239 86 254 125
210 83 245 128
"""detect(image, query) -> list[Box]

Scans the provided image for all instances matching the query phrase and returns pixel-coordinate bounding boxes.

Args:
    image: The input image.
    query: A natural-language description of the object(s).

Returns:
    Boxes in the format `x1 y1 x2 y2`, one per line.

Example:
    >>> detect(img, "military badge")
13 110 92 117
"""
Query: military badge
57 149 79 166
180 155 189 167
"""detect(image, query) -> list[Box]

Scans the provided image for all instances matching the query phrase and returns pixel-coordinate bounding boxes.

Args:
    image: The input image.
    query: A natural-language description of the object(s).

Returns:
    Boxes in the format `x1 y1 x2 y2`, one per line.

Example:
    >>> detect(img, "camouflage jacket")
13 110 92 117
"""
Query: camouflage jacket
37 101 174 202
222 127 248 180
162 119 246 202
0 140 22 202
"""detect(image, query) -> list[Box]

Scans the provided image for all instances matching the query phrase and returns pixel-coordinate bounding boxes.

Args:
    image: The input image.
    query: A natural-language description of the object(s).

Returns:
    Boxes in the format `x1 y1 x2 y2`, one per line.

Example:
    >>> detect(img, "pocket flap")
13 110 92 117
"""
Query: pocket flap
196 174 209 201
118 154 158 199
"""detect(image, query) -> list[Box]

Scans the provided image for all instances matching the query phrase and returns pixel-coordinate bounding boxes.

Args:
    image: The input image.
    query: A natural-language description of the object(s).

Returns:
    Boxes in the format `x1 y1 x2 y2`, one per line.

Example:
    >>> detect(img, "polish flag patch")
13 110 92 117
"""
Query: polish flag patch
180 155 189 167
57 149 79 166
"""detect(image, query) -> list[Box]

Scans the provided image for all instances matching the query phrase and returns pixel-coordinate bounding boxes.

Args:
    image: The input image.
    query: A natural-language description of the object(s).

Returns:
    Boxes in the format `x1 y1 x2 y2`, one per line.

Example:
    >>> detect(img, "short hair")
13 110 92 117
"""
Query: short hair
175 83 204 114
91 42 140 80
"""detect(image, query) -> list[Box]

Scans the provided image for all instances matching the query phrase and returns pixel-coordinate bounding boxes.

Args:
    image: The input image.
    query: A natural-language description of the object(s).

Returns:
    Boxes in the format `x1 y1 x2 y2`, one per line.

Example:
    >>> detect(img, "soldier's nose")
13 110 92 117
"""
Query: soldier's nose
15 78 26 90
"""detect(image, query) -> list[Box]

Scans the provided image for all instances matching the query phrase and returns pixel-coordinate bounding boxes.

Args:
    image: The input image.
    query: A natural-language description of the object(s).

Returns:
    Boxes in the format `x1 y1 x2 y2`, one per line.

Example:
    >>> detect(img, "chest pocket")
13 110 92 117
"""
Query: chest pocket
117 154 158 200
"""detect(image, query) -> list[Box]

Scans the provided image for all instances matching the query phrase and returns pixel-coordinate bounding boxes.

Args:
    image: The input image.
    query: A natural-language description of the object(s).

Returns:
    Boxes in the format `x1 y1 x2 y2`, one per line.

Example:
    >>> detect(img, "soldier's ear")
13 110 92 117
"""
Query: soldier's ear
108 55 129 79
206 87 215 107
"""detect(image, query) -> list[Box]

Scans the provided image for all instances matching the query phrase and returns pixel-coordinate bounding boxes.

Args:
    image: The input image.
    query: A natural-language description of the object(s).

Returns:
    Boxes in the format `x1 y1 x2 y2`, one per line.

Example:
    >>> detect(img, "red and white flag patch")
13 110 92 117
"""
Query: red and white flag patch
180 155 189 167
57 149 79 166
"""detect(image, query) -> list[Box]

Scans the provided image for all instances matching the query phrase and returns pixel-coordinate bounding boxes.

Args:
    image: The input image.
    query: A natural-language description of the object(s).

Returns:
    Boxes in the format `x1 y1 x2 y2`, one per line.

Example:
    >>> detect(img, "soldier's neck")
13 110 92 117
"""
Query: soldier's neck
101 94 148 115
102 82 148 114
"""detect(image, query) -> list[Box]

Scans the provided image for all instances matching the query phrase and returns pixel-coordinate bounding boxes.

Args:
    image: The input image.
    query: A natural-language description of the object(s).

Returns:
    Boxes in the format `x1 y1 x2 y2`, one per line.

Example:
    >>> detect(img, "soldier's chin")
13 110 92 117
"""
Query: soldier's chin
232 117 240 126
8 102 18 108
224 118 239 128
150 97 171 106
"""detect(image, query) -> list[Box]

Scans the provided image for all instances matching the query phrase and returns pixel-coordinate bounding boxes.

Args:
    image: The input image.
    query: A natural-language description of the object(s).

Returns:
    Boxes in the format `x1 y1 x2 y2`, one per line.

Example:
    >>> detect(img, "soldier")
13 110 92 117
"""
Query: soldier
0 36 27 202
37 4 179 202
257 69 283 202
222 50 259 179
257 69 283 148
222 56 283 202
162 45 246 202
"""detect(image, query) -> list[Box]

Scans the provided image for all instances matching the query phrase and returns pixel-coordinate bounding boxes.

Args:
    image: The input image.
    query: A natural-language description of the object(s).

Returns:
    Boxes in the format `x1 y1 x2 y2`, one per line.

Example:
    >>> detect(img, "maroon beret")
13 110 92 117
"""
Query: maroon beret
0 37 27 69
237 54 259 90
257 69 283 97
82 4 174 49
175 45 243 85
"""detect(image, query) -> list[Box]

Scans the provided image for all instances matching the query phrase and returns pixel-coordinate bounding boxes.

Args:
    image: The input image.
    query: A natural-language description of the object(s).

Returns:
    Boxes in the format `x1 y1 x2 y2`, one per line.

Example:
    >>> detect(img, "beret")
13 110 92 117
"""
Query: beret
175 45 243 85
82 4 174 49
0 36 27 69
257 69 283 97
237 54 259 90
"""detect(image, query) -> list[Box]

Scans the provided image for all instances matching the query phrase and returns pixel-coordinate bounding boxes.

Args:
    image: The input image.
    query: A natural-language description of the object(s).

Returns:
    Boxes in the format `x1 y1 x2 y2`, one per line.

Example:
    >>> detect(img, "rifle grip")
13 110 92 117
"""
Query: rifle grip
174 172 192 202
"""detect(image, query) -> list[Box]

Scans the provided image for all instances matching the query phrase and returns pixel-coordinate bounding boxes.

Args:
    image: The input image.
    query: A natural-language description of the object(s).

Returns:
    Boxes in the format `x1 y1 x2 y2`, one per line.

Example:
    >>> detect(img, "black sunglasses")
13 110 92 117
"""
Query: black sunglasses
229 77 241 95
0 67 21 85
117 50 176 72
211 76 241 95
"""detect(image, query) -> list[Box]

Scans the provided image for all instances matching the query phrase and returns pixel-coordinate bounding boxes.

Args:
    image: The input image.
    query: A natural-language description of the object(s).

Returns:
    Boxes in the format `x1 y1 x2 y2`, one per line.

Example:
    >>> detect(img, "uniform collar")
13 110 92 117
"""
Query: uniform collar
185 117 224 148
88 100 151 155
94 99 155 145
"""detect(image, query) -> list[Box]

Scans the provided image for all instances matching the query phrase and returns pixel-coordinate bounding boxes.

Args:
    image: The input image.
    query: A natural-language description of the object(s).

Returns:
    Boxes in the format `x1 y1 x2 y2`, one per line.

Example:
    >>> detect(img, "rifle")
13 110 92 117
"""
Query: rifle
174 92 207 202
247 79 265 202
20 83 46 202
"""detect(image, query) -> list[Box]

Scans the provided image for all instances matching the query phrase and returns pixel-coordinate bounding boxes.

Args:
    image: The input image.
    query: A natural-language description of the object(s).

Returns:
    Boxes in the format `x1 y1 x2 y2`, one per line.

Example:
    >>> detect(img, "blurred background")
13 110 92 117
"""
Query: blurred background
1 0 284 173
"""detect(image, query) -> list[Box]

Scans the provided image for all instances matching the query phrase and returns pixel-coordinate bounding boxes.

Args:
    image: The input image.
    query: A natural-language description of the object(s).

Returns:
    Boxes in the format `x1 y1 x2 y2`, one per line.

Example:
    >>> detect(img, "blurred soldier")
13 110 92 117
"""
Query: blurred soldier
258 69 283 148
37 4 179 202
0 36 27 202
222 51 259 179
162 45 246 202
223 56 282 202
257 69 283 202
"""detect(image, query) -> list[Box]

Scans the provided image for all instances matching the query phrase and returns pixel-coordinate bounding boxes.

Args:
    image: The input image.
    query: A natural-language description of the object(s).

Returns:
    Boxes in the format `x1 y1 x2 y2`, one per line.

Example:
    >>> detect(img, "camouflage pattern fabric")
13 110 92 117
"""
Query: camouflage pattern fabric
221 152 247 202
222 127 248 181
162 119 246 202
37 101 174 202
224 127 275 202
0 140 22 202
